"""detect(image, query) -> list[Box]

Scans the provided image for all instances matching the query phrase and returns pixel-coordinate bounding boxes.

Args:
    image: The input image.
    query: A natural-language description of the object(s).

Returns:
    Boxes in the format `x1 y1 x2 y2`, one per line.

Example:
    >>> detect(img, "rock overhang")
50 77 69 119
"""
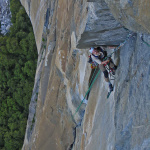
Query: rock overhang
77 1 130 49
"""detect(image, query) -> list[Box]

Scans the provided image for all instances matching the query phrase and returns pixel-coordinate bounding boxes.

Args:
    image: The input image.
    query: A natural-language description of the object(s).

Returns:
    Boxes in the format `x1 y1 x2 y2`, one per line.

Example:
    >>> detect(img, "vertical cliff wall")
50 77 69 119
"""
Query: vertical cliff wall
73 33 150 150
21 0 150 149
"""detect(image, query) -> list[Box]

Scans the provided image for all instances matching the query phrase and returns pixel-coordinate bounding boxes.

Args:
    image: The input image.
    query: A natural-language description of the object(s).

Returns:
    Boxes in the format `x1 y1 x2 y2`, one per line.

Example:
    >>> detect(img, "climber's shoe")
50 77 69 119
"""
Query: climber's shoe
109 83 113 92
107 84 113 99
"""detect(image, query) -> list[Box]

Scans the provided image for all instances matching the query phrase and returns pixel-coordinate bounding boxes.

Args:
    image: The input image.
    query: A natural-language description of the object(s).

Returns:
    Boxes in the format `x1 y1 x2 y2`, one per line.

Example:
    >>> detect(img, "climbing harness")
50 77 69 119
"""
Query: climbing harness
91 63 97 69
72 32 135 120
88 55 98 69
90 62 98 69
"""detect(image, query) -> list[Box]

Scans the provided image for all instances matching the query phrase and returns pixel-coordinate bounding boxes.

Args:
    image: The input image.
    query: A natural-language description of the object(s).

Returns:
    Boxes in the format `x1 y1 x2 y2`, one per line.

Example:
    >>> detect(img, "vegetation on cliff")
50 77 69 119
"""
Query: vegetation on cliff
0 0 37 149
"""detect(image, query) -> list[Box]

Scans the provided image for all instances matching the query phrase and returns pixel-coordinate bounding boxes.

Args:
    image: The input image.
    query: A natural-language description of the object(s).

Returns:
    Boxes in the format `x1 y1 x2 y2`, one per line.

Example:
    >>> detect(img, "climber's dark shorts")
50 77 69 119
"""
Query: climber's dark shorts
99 60 115 82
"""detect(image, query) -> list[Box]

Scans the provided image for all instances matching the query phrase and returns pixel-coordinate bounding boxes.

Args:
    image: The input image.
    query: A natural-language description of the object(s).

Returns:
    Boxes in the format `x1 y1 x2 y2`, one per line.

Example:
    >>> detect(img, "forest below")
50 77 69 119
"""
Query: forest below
0 0 37 149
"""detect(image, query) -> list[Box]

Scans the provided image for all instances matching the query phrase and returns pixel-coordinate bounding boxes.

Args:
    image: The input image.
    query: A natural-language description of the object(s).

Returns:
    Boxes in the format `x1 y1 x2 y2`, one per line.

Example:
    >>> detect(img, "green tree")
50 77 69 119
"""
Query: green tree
10 0 21 23
0 0 37 149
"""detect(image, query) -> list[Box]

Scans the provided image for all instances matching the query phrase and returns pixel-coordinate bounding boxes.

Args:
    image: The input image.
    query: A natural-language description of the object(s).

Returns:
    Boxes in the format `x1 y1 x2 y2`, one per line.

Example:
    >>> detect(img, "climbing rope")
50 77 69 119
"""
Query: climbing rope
72 69 100 120
89 67 98 86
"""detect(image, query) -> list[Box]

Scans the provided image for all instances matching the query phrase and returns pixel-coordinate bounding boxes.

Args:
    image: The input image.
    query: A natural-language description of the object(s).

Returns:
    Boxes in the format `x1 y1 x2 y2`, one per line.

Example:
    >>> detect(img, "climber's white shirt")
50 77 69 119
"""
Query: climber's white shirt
91 55 101 65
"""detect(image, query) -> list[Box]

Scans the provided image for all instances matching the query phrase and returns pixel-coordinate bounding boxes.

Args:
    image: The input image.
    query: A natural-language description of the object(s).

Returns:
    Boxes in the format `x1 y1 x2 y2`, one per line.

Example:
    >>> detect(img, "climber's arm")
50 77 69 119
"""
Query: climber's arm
101 59 110 64
91 55 101 64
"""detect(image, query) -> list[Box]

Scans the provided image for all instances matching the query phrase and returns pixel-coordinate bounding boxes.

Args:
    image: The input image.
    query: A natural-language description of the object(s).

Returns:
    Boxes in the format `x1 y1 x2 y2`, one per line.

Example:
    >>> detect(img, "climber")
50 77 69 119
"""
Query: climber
88 47 117 92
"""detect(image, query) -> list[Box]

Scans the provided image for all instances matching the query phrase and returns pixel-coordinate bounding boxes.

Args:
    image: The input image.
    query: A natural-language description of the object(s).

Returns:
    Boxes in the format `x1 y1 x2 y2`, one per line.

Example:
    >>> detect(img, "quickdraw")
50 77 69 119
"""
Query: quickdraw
88 55 99 69
91 63 98 69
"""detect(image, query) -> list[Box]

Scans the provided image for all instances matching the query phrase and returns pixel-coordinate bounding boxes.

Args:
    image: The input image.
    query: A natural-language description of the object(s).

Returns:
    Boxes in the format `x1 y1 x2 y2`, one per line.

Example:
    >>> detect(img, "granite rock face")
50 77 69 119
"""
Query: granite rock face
88 0 150 34
104 0 150 34
77 1 130 48
20 0 150 150
114 34 150 150
74 34 150 150
0 0 12 35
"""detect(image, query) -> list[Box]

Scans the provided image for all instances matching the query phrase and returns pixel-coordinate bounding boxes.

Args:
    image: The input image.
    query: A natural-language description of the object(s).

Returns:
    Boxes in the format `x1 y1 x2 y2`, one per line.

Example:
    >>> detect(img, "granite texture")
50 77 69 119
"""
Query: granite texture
20 0 150 149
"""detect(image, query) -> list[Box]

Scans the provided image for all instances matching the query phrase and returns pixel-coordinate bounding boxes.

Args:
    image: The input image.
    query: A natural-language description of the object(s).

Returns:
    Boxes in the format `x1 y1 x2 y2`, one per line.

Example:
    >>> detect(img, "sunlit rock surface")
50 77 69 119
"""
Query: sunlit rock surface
20 0 150 149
